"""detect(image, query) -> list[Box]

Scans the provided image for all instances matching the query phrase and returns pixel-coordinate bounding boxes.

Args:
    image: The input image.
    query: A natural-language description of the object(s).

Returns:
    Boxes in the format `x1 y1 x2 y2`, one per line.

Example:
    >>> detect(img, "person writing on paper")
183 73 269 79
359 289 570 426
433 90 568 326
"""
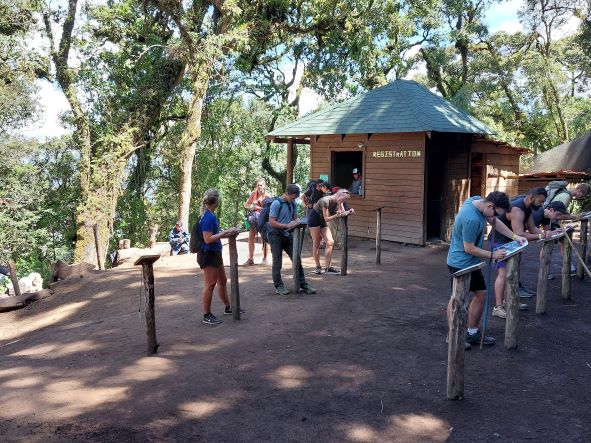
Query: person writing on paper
447 192 526 349
490 198 561 319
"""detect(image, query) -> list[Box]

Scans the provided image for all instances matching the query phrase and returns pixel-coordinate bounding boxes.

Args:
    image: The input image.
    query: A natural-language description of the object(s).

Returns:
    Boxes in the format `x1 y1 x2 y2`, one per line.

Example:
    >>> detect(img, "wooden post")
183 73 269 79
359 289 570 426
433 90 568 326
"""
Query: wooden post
227 233 241 320
577 219 588 280
292 226 302 293
376 208 382 265
7 260 21 298
134 254 160 354
587 219 591 265
562 230 573 300
92 224 104 270
286 138 294 188
536 239 555 314
447 262 484 400
340 216 349 276
504 254 520 350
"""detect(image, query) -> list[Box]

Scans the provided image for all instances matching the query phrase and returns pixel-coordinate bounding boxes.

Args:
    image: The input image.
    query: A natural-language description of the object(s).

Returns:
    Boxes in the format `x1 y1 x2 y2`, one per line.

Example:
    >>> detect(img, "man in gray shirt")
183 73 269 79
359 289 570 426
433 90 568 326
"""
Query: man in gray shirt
349 168 362 194
268 184 316 296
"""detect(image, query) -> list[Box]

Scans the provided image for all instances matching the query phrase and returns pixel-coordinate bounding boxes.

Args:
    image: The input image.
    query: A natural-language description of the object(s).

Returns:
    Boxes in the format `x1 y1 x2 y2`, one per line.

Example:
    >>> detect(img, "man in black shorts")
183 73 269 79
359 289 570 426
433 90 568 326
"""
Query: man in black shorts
447 192 526 348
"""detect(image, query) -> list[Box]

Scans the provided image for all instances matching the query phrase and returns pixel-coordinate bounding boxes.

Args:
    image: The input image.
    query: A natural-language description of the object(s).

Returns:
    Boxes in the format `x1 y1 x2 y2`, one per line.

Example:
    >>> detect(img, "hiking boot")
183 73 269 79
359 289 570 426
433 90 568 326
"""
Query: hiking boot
466 331 495 346
224 306 246 315
492 305 507 319
314 266 323 274
275 283 291 296
261 258 268 264
300 282 316 294
445 335 471 350
242 258 255 266
519 303 528 311
203 313 222 325
325 267 340 275
518 287 534 298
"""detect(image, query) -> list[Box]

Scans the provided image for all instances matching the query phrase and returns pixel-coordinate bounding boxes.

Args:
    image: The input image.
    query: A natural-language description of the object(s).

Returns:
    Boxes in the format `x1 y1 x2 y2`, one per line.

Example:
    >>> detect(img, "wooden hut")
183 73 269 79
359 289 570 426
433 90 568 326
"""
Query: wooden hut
267 80 528 245
518 130 591 194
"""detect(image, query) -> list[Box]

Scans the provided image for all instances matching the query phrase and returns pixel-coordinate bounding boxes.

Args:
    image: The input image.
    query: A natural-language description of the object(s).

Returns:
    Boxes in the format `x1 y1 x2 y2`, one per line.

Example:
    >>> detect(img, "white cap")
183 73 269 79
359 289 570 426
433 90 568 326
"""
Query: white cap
352 168 359 174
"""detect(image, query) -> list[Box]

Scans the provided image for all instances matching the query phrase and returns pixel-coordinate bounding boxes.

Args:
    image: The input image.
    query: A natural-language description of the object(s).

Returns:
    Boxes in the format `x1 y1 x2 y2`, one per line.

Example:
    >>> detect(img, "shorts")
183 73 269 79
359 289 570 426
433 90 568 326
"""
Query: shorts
197 250 223 269
448 266 486 292
307 208 327 229
491 242 507 269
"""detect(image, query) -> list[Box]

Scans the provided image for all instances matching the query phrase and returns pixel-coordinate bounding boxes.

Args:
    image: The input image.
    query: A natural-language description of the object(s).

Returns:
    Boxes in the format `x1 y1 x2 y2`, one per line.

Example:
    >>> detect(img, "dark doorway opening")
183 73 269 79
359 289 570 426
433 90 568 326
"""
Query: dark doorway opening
425 138 445 239
331 151 363 191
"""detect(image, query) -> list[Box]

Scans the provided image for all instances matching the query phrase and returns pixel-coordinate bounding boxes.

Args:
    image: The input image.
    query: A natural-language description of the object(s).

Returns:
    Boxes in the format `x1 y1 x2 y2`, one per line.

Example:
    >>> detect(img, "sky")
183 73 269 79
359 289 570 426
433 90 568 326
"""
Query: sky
18 0 581 140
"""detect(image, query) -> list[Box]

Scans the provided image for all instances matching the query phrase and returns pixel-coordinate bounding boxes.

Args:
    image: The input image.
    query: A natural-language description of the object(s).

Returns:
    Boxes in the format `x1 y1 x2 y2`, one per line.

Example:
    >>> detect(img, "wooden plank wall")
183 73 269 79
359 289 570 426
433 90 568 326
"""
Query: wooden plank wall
471 141 521 199
311 133 426 245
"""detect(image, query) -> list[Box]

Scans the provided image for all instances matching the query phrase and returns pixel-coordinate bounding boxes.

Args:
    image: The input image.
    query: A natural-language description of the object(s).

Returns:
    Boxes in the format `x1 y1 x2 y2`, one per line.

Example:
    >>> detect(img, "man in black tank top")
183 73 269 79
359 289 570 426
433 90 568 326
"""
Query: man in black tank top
490 188 561 318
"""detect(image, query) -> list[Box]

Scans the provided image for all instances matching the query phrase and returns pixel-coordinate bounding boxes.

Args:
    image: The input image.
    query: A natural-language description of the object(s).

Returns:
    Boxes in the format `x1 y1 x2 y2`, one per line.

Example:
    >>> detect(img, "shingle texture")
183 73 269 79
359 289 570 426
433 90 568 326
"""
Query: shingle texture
269 79 493 137
522 131 591 174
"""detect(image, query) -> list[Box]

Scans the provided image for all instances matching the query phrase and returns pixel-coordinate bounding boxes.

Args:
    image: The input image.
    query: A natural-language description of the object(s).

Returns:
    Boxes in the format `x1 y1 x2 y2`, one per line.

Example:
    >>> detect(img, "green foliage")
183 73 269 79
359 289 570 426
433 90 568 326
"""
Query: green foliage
0 136 79 282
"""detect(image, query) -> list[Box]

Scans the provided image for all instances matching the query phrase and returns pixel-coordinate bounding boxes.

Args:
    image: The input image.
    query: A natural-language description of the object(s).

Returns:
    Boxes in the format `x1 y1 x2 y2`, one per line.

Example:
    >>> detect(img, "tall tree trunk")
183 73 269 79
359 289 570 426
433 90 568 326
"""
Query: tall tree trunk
178 68 210 228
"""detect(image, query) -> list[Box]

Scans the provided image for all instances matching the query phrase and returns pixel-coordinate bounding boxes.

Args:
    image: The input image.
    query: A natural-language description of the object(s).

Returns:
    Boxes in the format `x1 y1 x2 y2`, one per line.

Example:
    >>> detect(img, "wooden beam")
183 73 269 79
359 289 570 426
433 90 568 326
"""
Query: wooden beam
340 216 349 276
134 254 161 354
536 239 554 314
227 233 241 320
504 254 520 350
446 270 471 400
7 260 21 298
286 138 294 187
562 231 573 300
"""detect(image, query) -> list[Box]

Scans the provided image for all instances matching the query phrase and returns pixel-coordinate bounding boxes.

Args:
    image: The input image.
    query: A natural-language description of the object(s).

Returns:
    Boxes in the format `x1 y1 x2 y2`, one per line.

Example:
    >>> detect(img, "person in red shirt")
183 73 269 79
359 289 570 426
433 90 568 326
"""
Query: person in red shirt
242 178 270 265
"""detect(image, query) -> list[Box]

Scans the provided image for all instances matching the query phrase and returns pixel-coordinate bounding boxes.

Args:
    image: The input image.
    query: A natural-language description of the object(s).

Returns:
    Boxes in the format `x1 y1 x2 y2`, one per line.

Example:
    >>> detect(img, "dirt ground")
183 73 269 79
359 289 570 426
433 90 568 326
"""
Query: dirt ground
1 233 590 442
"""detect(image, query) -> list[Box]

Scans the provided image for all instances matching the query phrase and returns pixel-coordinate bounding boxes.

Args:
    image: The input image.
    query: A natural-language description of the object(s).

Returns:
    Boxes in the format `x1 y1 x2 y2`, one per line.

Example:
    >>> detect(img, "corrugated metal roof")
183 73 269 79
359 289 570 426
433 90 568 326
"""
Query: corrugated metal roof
522 130 591 175
268 79 494 137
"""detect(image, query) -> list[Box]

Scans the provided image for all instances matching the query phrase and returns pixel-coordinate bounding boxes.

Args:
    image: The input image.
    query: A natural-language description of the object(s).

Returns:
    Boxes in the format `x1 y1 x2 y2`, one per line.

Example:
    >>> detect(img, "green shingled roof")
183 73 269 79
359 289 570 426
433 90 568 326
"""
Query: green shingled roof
268 79 494 137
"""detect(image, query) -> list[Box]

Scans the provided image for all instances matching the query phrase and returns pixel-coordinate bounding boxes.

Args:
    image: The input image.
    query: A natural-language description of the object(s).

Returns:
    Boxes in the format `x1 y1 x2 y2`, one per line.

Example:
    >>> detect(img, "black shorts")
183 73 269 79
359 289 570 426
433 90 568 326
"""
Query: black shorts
447 266 486 292
307 208 327 229
197 250 223 269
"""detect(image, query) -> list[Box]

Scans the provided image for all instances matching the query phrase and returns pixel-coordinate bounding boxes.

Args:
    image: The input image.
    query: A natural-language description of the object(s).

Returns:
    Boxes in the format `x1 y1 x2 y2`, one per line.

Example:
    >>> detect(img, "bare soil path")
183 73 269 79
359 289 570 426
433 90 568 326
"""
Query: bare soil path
1 234 590 442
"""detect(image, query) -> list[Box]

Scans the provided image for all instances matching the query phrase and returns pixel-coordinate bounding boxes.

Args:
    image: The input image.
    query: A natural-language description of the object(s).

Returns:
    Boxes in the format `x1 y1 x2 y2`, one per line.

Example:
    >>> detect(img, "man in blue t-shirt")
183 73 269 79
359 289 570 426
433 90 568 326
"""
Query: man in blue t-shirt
268 184 316 296
447 192 526 348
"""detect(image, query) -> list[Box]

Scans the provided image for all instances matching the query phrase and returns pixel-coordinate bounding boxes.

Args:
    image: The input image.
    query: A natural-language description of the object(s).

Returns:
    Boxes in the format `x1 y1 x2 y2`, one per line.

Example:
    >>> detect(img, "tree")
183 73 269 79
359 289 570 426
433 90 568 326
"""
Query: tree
41 0 185 265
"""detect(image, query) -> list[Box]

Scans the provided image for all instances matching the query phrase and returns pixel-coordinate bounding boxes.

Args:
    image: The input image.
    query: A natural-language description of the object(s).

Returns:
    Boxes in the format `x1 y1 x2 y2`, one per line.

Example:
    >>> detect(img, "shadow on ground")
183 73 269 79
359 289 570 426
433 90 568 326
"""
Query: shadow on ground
0 236 590 442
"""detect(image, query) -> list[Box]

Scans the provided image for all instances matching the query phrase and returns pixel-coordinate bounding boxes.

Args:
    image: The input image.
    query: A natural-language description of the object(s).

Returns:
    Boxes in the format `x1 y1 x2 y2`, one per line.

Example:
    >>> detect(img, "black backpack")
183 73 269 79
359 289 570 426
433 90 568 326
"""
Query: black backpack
189 216 204 253
257 197 292 241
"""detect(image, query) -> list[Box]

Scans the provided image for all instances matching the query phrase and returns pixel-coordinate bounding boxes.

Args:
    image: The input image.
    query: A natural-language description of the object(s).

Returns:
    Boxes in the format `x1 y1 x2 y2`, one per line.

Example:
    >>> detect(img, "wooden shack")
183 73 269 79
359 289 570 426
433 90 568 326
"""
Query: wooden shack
268 80 528 245
518 130 591 194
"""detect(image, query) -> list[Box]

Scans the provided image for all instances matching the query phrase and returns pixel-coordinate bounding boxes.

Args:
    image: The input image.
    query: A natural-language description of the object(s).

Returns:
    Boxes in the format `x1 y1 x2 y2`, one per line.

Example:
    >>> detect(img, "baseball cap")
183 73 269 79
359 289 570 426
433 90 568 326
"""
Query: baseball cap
352 168 359 174
547 201 569 214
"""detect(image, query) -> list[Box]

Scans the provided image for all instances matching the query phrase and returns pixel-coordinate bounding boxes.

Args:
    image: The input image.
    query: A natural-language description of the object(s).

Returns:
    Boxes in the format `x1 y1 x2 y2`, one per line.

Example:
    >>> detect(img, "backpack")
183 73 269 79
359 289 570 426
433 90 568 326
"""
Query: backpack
189 216 204 253
257 197 292 241
544 180 570 209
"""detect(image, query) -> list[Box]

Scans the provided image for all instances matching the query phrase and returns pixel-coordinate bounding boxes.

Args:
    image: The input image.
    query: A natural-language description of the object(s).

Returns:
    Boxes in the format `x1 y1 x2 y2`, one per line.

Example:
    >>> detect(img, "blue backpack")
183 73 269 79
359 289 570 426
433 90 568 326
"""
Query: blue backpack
257 197 293 241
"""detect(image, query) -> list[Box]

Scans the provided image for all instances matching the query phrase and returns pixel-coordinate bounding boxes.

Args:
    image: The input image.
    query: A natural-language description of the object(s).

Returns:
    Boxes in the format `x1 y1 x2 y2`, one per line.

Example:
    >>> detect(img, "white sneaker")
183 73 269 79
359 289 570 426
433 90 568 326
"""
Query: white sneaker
492 305 507 319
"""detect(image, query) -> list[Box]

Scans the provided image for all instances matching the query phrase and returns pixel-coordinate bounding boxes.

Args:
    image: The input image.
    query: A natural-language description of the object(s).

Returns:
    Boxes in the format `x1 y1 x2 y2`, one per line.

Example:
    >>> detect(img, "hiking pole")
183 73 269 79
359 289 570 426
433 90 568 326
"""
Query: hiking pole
480 224 496 349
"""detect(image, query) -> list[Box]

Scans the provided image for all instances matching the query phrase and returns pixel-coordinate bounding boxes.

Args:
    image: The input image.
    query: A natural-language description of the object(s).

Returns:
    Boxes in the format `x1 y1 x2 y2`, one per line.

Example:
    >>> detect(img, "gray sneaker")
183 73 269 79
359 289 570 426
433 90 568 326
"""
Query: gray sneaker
203 313 222 325
275 283 291 296
518 287 534 298
300 282 316 294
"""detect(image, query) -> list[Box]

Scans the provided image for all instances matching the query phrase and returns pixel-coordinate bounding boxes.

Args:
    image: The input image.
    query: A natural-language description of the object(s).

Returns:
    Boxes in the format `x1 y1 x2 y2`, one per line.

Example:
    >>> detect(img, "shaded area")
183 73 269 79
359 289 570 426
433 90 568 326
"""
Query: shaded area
0 237 590 442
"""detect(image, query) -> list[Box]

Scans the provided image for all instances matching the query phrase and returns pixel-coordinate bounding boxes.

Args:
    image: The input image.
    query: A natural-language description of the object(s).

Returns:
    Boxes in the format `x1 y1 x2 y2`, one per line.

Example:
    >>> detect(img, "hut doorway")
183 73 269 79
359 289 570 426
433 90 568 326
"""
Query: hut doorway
425 140 445 240
331 151 363 191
